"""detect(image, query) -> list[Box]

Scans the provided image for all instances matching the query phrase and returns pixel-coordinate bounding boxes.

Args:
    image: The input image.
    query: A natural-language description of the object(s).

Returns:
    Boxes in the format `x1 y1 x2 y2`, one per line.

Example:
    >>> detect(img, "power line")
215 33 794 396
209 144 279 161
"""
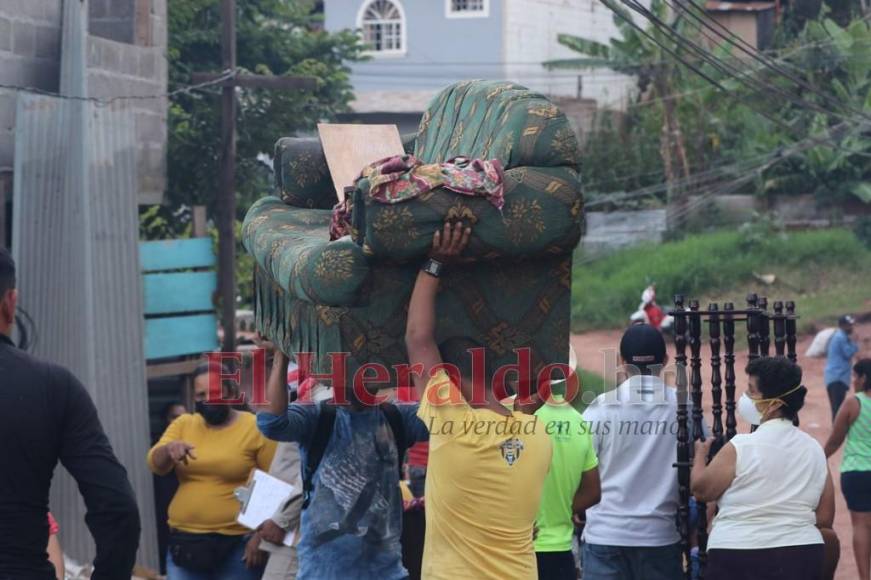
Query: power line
0 68 239 106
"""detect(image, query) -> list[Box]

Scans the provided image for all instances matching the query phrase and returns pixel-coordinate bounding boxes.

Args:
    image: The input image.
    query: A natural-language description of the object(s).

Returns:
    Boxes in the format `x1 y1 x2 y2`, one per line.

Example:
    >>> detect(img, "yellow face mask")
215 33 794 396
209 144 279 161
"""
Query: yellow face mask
749 383 803 420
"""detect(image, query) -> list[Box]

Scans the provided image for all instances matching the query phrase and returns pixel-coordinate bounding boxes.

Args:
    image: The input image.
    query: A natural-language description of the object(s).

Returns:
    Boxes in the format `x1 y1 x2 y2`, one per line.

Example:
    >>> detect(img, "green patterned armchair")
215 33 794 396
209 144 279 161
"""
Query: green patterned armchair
243 80 584 381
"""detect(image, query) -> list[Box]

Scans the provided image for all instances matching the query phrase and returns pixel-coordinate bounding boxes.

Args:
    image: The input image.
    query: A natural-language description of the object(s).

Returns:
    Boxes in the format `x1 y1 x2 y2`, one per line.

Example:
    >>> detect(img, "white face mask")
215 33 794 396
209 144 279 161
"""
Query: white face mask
737 392 762 426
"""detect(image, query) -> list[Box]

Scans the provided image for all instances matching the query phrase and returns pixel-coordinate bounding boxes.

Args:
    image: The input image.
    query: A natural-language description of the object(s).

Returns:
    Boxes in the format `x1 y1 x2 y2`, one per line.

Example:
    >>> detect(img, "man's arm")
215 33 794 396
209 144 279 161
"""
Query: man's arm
257 403 320 443
842 334 859 359
573 467 601 512
58 371 140 580
405 222 470 398
266 348 289 416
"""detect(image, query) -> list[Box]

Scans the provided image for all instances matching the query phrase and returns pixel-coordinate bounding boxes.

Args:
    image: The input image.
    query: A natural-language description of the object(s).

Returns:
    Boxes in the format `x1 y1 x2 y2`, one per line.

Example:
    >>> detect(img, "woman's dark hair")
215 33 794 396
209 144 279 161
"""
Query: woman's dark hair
161 401 185 425
192 361 250 411
854 359 871 391
746 356 806 423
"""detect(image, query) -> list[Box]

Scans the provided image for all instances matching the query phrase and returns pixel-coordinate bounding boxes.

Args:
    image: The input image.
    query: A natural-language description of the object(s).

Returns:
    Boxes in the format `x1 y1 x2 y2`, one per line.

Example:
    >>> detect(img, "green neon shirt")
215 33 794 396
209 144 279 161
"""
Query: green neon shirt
534 395 598 552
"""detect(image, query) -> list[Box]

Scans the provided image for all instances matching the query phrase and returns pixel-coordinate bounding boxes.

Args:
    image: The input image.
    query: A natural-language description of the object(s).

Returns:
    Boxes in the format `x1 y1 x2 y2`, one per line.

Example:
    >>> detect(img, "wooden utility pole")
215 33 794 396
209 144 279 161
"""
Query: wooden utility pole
218 0 237 353
199 0 316 353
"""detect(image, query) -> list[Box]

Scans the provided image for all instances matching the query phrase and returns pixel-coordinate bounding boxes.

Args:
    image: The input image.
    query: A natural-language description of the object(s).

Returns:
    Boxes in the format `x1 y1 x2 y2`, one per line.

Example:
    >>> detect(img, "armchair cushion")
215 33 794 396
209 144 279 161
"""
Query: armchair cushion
243 197 370 306
352 165 584 261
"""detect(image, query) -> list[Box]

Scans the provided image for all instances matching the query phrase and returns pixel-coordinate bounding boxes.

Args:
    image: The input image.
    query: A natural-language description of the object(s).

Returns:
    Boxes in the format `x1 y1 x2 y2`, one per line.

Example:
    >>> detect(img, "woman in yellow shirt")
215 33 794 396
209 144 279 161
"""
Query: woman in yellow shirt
148 363 277 579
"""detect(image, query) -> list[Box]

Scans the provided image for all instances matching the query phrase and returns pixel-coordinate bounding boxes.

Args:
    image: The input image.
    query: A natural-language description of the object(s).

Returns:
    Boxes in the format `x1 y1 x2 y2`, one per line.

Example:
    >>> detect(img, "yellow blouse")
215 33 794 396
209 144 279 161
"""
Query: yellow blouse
148 411 276 535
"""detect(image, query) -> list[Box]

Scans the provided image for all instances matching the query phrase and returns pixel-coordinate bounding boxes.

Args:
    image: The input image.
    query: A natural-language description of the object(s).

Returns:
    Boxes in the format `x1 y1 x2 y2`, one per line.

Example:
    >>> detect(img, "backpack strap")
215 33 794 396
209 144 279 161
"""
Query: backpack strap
380 403 407 481
302 401 336 509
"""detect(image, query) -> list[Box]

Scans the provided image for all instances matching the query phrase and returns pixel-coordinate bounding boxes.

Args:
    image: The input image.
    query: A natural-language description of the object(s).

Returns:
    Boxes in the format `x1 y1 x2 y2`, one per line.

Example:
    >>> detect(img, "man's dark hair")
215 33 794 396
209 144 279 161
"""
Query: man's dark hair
854 359 871 391
439 337 495 385
745 357 806 422
0 247 15 296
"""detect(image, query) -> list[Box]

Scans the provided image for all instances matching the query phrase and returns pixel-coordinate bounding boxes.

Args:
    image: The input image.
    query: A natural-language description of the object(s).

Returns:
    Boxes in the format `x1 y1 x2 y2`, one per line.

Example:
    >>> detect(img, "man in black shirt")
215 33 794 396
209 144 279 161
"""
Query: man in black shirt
0 248 140 579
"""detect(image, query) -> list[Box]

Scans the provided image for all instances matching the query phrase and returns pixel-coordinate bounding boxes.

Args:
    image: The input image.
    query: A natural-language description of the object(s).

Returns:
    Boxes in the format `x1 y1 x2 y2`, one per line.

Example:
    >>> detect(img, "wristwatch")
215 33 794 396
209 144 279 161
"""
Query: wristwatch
422 258 443 278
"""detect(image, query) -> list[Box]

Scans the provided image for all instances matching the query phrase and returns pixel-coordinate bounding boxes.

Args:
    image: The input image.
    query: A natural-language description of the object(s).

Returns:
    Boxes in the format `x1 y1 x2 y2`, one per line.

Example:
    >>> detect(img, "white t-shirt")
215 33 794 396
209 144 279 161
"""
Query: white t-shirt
581 375 688 547
707 418 826 550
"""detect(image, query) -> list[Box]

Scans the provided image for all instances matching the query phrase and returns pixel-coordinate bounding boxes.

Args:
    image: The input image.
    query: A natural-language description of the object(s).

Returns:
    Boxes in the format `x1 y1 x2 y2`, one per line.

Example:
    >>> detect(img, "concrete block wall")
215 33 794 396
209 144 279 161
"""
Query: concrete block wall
0 0 167 211
87 34 167 204
0 0 62 188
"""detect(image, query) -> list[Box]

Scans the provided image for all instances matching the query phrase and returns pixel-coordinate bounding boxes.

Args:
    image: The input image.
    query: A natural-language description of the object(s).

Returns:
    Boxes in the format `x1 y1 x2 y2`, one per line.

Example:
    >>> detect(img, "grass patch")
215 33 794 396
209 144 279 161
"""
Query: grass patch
572 228 871 333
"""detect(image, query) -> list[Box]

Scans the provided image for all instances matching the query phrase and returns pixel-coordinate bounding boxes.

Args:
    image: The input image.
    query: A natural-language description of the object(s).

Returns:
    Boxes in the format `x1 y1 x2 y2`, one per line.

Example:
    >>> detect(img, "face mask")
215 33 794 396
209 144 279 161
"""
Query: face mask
195 401 231 426
738 383 804 425
737 392 762 425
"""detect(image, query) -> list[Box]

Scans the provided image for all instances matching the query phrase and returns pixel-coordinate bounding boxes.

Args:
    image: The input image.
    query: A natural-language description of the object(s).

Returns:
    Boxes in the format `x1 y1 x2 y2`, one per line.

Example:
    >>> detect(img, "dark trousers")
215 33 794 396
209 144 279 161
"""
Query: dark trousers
707 544 823 580
536 550 577 580
827 381 849 421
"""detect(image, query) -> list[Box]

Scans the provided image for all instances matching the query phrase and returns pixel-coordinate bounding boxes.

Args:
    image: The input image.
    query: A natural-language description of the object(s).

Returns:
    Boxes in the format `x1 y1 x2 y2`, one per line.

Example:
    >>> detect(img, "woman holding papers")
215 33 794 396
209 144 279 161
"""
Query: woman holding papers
147 361 277 579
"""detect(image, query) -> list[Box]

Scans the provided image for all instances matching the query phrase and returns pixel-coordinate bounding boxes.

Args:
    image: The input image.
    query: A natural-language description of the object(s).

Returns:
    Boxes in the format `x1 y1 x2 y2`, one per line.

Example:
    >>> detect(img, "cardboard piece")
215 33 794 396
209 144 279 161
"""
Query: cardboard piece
318 123 405 202
237 469 298 546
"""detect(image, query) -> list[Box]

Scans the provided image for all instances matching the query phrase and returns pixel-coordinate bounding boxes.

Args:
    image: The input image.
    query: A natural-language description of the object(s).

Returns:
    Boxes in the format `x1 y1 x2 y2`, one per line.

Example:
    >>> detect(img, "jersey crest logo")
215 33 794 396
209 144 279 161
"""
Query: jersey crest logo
500 437 524 466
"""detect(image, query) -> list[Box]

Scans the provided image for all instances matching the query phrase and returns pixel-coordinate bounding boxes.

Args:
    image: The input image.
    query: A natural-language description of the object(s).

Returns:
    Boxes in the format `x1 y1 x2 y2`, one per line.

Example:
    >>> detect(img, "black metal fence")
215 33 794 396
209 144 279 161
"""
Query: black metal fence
671 293 799 579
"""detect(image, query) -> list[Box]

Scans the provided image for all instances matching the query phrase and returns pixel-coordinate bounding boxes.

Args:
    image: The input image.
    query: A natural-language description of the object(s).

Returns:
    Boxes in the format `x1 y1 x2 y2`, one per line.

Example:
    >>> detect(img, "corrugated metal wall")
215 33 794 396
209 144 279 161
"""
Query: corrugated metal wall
9 0 158 570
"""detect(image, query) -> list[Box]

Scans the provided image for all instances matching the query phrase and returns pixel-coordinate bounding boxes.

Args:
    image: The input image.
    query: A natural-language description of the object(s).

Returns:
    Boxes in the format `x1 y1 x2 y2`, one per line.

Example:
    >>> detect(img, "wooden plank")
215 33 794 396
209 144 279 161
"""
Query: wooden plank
143 271 216 315
191 72 318 91
318 123 405 202
140 238 215 272
146 358 201 380
145 314 218 360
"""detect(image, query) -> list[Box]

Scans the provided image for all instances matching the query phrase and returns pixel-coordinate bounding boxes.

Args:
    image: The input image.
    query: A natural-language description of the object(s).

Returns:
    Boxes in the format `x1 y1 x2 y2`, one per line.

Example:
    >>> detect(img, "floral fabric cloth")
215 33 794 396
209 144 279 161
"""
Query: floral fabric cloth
330 154 505 240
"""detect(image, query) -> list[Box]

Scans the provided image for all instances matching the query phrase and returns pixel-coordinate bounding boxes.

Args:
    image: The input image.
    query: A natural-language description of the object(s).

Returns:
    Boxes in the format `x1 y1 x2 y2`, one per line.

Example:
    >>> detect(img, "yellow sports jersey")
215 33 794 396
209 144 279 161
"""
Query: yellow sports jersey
417 370 552 579
148 411 276 535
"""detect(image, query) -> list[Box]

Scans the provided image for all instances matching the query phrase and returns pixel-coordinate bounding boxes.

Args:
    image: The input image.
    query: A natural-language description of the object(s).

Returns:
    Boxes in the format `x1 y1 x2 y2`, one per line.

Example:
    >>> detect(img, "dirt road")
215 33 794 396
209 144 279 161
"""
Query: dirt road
571 322 871 580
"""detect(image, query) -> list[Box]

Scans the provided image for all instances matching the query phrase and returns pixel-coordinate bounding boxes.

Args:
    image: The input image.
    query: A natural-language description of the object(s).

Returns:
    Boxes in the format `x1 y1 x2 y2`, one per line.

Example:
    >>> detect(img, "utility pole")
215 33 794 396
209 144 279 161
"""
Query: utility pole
197 0 316 352
218 0 237 353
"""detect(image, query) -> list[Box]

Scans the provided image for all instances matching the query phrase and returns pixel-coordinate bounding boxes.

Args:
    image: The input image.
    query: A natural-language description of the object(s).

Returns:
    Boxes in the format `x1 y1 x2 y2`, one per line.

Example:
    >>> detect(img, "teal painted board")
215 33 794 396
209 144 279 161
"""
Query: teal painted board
145 314 218 360
143 272 216 315
140 238 215 272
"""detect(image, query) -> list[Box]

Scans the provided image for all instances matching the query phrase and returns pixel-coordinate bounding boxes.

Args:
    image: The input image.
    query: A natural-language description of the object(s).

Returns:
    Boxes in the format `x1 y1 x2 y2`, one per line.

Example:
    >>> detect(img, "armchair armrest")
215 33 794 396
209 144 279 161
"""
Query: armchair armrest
274 133 419 210
274 137 337 210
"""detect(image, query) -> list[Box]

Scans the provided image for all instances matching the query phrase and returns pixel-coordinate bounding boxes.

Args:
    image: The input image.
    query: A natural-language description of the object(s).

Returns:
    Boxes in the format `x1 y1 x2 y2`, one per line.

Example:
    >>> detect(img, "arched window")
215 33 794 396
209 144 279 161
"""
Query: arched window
358 0 405 55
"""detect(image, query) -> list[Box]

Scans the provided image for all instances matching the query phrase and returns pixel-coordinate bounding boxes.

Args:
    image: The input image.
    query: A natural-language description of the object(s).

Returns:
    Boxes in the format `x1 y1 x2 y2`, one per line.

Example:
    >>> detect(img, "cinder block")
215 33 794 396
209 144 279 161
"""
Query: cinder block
12 21 35 57
0 17 11 52
89 19 134 44
43 0 62 25
97 38 121 72
21 0 44 21
135 111 165 142
110 0 135 19
138 50 156 79
35 25 60 60
89 0 110 20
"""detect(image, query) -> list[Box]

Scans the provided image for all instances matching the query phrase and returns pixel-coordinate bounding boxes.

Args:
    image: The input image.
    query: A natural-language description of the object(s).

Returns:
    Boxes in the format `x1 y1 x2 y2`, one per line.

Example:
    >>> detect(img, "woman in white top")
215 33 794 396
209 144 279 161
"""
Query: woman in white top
691 357 836 580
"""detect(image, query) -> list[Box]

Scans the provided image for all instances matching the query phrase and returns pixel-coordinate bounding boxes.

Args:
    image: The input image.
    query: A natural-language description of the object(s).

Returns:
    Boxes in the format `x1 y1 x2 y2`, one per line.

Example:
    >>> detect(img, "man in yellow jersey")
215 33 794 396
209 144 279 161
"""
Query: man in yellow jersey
405 221 553 580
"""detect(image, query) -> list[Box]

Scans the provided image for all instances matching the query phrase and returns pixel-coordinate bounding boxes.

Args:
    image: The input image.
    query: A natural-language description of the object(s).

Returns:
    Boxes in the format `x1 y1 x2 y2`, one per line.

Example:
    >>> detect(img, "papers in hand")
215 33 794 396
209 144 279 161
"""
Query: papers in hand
237 469 298 547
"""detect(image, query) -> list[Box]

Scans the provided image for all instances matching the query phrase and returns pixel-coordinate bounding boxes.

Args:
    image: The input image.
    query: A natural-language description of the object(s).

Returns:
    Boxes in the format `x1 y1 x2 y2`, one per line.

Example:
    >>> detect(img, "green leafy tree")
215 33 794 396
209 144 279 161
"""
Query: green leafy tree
141 0 364 308
165 0 363 220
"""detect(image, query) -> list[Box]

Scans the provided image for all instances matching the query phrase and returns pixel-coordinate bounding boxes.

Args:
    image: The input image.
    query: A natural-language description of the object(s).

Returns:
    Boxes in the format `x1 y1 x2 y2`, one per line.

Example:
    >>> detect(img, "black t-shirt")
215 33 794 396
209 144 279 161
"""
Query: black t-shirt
0 334 140 579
